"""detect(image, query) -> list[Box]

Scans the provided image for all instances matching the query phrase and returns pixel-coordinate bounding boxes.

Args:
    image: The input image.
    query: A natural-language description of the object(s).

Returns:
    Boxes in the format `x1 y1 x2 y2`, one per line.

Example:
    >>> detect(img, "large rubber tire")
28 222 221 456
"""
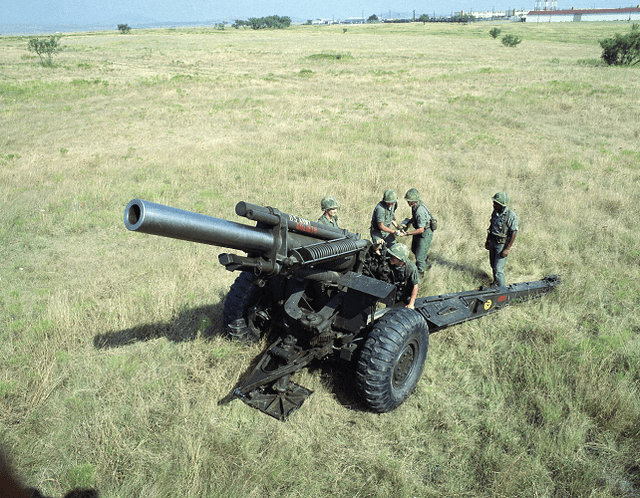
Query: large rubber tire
222 272 262 341
356 308 429 413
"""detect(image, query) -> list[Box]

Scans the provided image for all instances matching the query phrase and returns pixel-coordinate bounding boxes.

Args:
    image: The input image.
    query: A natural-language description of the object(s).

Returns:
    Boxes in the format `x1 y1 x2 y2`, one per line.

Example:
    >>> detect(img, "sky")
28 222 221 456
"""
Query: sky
1 0 638 28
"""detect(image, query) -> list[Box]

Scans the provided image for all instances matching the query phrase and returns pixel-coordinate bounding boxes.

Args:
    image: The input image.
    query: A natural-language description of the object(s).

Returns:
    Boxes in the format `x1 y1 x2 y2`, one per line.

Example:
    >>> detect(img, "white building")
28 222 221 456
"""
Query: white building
526 6 640 22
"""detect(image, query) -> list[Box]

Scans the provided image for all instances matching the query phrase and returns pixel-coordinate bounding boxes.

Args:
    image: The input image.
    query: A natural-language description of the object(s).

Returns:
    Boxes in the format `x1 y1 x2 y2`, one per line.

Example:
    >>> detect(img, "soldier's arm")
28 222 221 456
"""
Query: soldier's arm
406 283 419 309
501 230 517 257
377 221 399 235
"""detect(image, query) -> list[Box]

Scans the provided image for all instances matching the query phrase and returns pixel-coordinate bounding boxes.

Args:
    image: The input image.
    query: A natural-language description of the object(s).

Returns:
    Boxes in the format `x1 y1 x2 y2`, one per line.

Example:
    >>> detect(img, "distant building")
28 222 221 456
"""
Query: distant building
455 9 529 20
526 6 640 22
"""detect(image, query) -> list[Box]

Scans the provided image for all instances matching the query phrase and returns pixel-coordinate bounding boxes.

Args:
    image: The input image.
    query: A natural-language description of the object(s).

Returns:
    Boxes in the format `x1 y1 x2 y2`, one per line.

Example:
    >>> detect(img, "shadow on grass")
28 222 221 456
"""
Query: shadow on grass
93 301 369 415
311 357 370 414
430 253 492 283
93 301 226 349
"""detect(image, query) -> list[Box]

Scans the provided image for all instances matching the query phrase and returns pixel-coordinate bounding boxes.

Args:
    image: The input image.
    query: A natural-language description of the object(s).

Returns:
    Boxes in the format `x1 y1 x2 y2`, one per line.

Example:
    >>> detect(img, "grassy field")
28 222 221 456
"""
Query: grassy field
1 21 639 497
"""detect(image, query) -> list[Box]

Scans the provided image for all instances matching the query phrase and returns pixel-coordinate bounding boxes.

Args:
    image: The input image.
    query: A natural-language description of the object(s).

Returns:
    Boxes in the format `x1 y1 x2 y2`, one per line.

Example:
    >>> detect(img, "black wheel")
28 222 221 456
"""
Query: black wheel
222 272 262 342
356 308 429 413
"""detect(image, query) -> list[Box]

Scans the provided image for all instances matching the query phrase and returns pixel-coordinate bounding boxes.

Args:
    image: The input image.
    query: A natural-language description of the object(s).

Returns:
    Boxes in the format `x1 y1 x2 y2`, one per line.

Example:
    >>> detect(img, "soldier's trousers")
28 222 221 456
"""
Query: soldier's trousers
488 240 507 287
411 229 433 272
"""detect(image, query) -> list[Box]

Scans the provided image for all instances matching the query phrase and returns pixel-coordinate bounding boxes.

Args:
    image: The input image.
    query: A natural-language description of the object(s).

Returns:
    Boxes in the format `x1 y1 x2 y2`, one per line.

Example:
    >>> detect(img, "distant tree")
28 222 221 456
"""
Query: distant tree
501 33 522 47
489 27 502 39
306 20 313 25
418 14 430 23
453 13 475 22
117 24 131 34
247 15 291 29
27 35 62 66
368 14 379 22
232 20 247 29
599 24 640 66
215 22 225 30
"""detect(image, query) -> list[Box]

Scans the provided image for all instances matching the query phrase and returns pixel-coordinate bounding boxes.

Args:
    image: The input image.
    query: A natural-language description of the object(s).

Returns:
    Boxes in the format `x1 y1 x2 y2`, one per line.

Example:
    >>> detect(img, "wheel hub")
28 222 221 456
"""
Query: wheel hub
393 341 417 387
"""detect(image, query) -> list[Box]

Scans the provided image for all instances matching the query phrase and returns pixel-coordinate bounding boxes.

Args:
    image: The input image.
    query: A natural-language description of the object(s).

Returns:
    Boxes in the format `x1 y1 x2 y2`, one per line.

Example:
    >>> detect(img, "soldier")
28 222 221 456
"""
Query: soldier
485 191 518 288
399 188 434 276
370 189 401 252
387 243 420 309
317 196 339 228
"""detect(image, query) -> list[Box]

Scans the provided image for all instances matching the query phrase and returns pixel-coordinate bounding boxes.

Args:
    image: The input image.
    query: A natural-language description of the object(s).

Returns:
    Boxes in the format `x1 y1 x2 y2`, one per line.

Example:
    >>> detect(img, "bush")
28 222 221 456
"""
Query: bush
599 24 640 66
490 27 502 39
27 35 62 66
502 34 522 47
117 24 131 34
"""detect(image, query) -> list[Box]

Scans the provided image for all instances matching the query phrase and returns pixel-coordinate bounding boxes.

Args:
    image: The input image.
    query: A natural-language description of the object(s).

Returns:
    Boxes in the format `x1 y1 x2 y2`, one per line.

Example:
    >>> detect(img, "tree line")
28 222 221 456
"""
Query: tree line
233 15 291 29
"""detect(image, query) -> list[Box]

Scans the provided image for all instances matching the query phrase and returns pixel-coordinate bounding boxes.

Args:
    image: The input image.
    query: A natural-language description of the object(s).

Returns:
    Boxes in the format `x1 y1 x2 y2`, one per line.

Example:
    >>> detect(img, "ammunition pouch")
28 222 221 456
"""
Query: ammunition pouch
429 218 438 231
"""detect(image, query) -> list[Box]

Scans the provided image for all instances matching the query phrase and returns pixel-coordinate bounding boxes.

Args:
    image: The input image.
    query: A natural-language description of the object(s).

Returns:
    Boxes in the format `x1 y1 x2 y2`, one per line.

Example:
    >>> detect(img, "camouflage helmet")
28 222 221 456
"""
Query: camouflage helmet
404 188 420 202
387 243 410 263
492 192 509 207
383 189 398 203
321 196 340 211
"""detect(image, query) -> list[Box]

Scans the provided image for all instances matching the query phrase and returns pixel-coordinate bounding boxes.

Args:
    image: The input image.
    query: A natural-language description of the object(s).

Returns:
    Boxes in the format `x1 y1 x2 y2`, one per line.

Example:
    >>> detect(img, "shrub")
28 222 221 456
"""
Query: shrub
502 34 522 47
117 24 131 34
490 27 502 39
27 35 62 66
599 24 640 66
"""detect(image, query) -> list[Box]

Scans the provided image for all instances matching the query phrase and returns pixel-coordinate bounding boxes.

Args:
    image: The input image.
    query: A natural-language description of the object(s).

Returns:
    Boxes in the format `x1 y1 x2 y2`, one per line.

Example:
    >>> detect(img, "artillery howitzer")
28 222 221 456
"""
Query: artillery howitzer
124 199 559 420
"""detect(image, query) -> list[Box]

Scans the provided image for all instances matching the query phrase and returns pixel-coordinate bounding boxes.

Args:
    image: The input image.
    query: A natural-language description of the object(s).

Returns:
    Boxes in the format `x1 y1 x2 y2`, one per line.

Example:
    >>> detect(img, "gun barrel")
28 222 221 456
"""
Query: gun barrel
124 199 345 255
236 201 348 241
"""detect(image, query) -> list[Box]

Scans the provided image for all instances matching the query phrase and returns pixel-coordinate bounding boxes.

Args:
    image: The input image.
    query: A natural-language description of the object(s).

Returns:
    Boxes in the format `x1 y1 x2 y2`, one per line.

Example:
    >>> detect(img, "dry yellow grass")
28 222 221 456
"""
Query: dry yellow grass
1 22 640 497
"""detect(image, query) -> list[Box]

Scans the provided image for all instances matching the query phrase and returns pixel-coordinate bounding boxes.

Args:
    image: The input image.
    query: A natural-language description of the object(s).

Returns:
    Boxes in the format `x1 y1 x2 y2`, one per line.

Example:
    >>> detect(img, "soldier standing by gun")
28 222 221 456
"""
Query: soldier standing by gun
370 189 401 253
387 243 420 309
317 196 339 228
485 191 518 288
398 188 435 276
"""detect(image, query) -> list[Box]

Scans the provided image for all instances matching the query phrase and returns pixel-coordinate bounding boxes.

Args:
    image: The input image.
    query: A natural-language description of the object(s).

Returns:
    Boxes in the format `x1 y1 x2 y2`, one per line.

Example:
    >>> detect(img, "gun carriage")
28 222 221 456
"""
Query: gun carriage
124 199 559 420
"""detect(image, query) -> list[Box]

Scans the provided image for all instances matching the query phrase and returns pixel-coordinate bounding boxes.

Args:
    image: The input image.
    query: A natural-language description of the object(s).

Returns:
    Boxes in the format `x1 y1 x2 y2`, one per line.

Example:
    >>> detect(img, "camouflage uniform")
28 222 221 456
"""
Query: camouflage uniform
390 259 420 304
317 214 339 228
370 201 397 245
407 201 434 273
486 201 518 288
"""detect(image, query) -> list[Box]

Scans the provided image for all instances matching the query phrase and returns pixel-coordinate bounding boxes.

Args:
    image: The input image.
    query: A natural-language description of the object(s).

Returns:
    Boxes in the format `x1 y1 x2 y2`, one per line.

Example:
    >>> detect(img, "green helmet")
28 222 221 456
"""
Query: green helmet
492 192 509 207
321 196 340 211
383 189 397 203
387 243 410 263
404 188 420 202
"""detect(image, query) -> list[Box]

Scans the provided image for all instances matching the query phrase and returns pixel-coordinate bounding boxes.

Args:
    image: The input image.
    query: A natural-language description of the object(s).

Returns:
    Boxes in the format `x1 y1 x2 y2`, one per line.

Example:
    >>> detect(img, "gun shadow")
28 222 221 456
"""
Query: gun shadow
430 253 492 283
93 298 227 349
310 358 370 414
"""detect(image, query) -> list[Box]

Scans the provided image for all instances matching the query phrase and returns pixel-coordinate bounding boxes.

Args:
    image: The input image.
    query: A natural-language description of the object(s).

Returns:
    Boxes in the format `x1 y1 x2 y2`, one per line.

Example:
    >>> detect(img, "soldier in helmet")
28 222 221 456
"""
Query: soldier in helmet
387 243 420 309
485 191 518 288
318 196 340 228
398 188 434 275
370 189 401 252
